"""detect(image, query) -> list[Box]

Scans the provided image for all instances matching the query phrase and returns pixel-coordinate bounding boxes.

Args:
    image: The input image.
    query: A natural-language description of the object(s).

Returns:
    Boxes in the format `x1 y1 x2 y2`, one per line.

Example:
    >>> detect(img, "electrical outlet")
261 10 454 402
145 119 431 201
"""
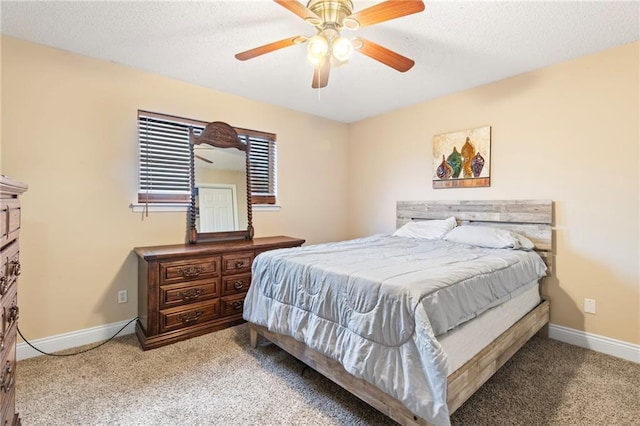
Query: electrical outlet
118 290 128 304
584 298 596 314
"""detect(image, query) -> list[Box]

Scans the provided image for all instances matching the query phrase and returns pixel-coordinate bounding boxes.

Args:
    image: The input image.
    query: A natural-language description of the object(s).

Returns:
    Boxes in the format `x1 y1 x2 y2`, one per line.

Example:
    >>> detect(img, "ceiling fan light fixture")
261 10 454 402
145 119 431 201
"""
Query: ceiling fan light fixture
331 36 353 62
307 34 329 64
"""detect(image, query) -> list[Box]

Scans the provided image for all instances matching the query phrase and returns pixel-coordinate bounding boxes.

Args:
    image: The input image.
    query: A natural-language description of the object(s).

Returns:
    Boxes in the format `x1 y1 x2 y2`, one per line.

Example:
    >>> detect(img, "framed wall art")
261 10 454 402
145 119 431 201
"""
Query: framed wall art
433 126 491 189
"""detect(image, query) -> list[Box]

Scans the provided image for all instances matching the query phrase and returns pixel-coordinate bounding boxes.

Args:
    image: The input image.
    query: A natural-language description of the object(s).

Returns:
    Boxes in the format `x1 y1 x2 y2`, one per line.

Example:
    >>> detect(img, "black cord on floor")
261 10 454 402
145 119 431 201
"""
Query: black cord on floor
17 317 139 357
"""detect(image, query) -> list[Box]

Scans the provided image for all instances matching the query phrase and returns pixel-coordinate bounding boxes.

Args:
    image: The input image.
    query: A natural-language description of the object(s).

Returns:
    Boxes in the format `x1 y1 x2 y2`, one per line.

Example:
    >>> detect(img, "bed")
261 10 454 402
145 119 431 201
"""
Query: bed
244 200 553 425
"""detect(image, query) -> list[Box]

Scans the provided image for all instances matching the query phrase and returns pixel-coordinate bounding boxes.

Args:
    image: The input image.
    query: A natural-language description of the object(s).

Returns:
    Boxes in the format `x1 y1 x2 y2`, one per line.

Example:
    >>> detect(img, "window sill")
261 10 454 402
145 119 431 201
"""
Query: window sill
130 203 280 213
253 204 281 212
130 203 189 213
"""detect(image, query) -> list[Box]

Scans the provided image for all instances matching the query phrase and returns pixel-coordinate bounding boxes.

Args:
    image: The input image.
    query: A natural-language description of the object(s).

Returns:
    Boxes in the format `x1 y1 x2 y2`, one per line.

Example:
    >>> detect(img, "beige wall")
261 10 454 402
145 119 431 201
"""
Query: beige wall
0 36 349 340
2 35 638 346
348 42 640 344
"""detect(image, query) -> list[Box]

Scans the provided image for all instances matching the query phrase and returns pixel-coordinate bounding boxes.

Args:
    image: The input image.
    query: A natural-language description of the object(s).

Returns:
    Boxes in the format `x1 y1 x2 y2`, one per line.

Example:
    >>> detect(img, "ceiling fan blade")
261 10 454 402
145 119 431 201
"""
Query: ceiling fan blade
311 59 331 89
273 0 321 23
235 36 306 61
195 154 213 164
347 0 425 29
354 37 415 72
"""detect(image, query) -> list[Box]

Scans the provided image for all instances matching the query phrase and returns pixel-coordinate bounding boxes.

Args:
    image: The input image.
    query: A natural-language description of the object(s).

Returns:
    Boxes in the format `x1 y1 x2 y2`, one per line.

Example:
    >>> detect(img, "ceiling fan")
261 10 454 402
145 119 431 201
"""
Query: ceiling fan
235 0 426 89
195 154 213 164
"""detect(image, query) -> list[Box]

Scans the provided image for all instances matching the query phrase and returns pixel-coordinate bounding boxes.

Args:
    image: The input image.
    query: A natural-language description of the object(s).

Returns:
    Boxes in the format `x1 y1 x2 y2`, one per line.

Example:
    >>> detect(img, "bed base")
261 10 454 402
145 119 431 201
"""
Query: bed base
249 299 550 425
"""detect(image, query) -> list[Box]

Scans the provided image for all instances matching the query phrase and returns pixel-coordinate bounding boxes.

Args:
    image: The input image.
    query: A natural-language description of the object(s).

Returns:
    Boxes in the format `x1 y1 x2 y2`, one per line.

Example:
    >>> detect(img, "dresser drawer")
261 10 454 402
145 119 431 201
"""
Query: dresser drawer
221 252 253 276
0 199 20 249
0 204 6 247
160 300 219 333
0 387 15 426
0 286 17 353
160 279 219 308
0 243 19 301
159 257 220 285
221 273 251 296
220 294 246 318
0 331 16 417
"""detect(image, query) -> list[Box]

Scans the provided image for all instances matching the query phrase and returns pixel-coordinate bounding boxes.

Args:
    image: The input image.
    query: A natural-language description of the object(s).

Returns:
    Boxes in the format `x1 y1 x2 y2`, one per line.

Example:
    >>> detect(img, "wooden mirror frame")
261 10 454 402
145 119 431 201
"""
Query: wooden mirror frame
188 121 254 244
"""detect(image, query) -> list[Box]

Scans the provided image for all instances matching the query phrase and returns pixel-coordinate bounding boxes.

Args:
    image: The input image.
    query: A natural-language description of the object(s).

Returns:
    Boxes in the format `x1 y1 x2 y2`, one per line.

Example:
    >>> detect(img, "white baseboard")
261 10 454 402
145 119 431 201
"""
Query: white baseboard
549 323 639 364
17 318 137 361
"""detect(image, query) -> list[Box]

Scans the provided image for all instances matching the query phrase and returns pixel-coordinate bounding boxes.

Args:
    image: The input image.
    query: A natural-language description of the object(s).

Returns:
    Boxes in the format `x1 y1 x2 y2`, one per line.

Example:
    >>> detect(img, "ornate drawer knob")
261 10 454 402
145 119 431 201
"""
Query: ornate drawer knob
7 306 18 324
232 301 243 310
179 265 202 278
233 281 244 290
0 361 13 393
177 310 202 324
11 260 21 276
179 288 202 300
234 260 244 268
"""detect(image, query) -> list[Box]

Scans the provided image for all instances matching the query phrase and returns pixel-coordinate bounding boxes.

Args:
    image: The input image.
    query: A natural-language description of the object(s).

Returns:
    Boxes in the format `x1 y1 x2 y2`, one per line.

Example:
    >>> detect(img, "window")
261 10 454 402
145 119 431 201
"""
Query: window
238 130 277 205
137 110 277 206
138 111 200 204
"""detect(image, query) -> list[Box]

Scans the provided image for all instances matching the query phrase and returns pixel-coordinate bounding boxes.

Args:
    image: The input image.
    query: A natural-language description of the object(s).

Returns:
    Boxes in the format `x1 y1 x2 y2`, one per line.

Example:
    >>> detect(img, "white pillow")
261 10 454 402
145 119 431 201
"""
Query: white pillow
443 225 533 250
515 233 535 250
393 216 457 240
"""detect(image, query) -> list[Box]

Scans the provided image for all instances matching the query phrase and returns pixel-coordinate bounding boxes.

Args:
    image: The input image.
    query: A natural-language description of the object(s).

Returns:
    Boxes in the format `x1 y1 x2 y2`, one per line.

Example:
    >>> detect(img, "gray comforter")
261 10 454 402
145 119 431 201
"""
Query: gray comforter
243 235 547 425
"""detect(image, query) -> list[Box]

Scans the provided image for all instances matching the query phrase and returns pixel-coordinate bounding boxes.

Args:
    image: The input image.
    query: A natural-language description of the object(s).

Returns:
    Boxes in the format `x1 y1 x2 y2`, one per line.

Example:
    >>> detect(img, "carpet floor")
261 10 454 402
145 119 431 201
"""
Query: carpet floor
17 324 639 425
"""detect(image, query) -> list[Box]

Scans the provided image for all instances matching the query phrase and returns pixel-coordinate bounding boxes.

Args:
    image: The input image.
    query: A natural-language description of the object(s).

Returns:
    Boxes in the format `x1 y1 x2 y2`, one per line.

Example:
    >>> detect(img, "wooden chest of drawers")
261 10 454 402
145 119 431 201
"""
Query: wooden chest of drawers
135 236 304 350
0 176 27 426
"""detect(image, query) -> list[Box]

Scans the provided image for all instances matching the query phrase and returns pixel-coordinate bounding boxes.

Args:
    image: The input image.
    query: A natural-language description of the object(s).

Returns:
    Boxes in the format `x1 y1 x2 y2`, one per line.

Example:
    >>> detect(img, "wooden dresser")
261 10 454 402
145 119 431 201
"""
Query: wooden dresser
0 176 27 426
135 235 304 350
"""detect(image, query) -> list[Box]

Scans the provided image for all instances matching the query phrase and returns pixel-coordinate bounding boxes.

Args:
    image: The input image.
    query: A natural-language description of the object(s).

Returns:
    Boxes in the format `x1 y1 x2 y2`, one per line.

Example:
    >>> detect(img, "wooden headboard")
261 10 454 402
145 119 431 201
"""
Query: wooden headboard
397 200 554 269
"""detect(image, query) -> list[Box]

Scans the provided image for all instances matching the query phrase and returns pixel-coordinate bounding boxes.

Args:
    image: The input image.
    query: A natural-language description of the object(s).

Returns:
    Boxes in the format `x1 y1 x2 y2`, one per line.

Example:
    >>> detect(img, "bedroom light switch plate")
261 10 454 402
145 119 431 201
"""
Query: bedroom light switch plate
584 298 596 314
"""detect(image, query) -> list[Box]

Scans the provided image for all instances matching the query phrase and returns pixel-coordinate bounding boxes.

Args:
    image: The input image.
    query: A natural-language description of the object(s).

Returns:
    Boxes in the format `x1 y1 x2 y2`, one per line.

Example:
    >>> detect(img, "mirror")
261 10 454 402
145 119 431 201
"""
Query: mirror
188 122 254 244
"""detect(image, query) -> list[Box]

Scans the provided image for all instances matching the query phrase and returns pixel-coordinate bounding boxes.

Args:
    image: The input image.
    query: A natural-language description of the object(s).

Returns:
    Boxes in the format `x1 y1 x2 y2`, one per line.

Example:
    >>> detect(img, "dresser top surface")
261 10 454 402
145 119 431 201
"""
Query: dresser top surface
0 175 28 196
135 235 305 260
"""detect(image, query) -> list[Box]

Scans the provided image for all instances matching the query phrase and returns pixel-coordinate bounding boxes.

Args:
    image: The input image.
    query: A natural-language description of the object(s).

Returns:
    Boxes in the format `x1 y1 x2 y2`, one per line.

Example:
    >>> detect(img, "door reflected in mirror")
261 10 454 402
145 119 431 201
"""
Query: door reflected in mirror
194 145 248 233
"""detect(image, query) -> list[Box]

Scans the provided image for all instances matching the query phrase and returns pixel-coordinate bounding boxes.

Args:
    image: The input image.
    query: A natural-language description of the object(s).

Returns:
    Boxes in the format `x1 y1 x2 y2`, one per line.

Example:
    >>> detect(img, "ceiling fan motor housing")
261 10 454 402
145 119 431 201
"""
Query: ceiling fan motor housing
307 0 356 29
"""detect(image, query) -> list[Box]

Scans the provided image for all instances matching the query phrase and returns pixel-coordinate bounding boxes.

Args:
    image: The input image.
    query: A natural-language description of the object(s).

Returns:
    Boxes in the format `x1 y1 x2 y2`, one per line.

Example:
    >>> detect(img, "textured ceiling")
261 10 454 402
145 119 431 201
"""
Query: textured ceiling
1 1 638 123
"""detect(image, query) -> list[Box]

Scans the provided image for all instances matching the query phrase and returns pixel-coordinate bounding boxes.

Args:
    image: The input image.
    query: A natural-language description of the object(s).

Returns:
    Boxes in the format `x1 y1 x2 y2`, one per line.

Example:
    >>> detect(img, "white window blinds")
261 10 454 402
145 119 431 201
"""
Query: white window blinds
138 111 203 203
240 133 277 205
137 111 276 205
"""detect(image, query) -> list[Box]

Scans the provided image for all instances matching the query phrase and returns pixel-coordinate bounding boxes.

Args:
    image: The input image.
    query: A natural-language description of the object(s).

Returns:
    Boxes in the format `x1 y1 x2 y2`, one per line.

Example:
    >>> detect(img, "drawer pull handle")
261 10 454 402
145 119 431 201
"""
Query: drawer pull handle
7 306 18 325
179 288 202 301
232 301 243 310
0 308 5 350
234 260 244 268
0 362 14 393
179 266 202 278
11 260 21 276
0 275 6 296
233 281 244 290
177 310 202 324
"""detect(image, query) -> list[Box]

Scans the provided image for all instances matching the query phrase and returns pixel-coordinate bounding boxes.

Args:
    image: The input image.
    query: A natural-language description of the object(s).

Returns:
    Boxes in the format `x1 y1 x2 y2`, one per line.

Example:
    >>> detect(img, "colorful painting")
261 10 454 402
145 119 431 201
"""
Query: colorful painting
433 126 491 188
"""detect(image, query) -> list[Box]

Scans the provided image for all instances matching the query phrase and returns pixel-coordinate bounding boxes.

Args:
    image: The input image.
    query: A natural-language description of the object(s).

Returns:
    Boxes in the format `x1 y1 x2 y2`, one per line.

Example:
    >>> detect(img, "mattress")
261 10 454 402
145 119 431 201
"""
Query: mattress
438 280 541 375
